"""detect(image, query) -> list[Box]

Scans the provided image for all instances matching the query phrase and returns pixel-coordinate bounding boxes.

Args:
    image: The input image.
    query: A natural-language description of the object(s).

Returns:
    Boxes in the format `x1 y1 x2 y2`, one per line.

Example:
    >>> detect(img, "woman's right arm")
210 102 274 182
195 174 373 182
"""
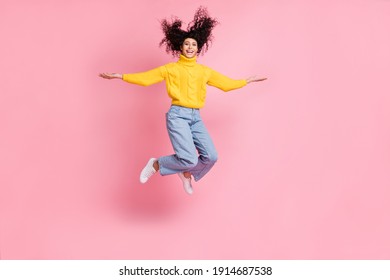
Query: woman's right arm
99 66 166 86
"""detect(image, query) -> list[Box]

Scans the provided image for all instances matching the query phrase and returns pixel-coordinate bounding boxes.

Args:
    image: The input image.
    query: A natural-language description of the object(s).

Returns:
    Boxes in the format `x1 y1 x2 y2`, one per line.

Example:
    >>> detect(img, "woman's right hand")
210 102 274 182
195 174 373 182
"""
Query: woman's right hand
99 73 122 79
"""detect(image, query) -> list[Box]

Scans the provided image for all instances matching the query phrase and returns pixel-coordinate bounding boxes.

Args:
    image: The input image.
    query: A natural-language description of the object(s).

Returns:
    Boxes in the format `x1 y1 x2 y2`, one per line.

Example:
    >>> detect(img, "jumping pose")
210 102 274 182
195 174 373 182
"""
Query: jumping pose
100 7 266 195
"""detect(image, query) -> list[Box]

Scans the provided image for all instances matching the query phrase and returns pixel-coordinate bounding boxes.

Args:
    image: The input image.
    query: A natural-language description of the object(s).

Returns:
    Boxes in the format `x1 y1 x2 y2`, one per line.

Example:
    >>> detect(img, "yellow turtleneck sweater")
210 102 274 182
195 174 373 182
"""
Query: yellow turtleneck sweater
122 55 247 109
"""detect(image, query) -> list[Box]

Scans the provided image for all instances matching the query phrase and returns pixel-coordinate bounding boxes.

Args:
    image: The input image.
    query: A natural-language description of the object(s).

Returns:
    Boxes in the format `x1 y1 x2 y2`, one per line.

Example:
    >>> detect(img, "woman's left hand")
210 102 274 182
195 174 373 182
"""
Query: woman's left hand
246 76 267 83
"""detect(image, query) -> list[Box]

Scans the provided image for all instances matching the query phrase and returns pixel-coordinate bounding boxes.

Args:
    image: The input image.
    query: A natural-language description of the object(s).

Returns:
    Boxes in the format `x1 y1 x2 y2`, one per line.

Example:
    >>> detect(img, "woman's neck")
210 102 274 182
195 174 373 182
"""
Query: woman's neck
178 54 197 66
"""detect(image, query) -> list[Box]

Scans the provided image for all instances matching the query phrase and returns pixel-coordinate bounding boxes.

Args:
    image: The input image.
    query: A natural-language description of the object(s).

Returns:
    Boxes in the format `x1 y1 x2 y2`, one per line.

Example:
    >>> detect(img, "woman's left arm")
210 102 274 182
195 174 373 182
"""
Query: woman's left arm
207 68 266 92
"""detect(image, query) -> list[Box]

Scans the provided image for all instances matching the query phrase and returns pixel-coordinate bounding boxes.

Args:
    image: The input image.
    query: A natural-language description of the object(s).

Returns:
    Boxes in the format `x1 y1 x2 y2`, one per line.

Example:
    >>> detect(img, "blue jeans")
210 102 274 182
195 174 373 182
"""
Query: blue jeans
158 105 218 181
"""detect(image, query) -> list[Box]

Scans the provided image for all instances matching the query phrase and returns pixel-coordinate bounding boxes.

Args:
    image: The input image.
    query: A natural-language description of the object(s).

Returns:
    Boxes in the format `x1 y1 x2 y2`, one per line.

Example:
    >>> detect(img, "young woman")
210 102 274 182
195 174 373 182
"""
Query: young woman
99 7 266 195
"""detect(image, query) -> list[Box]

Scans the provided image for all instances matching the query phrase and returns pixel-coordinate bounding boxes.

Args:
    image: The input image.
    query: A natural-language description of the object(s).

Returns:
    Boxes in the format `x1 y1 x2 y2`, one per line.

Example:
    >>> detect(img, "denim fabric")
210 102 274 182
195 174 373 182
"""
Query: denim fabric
158 105 218 181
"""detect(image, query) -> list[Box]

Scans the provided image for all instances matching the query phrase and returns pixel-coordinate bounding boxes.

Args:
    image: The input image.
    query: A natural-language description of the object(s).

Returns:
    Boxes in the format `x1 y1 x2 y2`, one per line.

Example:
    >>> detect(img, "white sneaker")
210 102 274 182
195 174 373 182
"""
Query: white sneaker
140 158 157 183
178 172 193 195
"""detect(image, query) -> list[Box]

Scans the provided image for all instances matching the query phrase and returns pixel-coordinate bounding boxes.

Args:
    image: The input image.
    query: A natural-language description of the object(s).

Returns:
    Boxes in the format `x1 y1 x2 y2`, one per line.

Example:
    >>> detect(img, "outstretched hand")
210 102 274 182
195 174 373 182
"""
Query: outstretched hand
99 73 122 79
246 75 267 83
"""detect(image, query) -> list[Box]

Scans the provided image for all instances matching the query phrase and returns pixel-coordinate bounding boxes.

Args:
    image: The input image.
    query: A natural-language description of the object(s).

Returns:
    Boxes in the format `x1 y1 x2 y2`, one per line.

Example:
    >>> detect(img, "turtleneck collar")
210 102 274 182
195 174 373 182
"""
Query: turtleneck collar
178 54 197 66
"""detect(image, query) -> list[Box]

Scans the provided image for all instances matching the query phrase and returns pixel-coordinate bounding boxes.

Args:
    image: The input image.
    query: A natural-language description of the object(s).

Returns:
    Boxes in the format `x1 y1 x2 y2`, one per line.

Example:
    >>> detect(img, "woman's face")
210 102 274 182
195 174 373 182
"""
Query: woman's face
180 38 198 58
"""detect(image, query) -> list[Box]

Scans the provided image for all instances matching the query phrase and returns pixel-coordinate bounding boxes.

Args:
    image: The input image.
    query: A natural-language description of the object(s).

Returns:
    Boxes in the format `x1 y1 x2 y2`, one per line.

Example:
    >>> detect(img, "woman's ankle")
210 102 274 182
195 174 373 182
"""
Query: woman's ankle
153 160 160 171
183 171 191 179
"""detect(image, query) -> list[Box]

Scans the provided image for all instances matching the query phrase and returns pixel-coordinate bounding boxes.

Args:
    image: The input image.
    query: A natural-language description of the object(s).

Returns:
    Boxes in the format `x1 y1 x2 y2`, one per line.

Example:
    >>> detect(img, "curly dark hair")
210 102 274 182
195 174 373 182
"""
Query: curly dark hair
159 6 219 56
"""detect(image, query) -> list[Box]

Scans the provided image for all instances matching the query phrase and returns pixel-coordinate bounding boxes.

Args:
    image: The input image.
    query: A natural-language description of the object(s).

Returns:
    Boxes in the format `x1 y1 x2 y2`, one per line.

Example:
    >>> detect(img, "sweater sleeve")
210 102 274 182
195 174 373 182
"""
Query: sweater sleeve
122 66 166 86
207 68 247 92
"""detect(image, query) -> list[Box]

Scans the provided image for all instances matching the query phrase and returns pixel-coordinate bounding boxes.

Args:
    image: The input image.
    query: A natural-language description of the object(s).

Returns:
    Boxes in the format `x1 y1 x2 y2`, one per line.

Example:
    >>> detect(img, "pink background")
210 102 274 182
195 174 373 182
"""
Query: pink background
1 0 390 259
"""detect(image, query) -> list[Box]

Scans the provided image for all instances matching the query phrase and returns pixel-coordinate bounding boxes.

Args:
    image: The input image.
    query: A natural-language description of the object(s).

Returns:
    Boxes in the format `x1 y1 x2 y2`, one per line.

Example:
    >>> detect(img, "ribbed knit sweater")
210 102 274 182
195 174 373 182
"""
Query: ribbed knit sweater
122 55 247 108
